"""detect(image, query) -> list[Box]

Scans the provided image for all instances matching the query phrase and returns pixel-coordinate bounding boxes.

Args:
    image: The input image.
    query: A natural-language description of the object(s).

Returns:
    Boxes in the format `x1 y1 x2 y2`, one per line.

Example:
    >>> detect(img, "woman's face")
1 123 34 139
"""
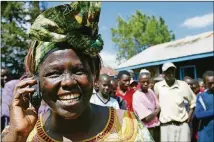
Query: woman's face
38 49 94 119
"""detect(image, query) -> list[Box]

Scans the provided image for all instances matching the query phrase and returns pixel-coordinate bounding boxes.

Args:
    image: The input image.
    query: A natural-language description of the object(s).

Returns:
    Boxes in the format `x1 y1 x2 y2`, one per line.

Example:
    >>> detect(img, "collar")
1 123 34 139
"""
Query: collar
96 92 110 104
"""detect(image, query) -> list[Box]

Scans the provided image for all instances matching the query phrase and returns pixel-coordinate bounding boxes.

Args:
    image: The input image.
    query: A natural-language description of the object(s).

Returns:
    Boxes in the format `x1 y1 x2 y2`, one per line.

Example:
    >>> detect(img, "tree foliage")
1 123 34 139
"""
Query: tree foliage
1 1 46 77
111 10 175 63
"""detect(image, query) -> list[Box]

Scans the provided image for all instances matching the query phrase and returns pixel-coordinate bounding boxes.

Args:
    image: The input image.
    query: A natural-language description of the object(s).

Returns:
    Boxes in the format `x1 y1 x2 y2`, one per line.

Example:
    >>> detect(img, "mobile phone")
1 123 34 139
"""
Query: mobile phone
30 76 42 109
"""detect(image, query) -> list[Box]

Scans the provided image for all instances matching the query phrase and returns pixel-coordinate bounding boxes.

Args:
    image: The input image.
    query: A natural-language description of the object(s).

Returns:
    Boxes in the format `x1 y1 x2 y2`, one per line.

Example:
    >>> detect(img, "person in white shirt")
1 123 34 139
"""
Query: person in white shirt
90 74 119 109
154 62 196 142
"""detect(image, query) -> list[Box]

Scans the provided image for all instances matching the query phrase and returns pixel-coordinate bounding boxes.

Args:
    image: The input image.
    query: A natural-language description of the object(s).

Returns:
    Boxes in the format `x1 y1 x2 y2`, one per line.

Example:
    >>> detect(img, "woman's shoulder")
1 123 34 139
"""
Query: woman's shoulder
111 109 154 142
114 109 144 127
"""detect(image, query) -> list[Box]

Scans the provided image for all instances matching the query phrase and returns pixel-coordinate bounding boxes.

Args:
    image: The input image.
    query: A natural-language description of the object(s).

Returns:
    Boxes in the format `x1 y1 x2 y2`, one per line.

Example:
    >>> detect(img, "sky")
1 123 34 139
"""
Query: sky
44 1 213 69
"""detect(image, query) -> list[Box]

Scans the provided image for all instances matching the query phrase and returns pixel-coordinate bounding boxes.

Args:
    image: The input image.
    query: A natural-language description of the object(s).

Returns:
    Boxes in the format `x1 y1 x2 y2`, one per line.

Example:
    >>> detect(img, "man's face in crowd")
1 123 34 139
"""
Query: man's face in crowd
207 76 214 93
130 81 138 90
99 76 111 98
184 78 193 85
184 78 193 90
199 81 205 91
110 80 118 97
164 67 176 83
139 74 150 93
119 74 131 91
192 83 200 95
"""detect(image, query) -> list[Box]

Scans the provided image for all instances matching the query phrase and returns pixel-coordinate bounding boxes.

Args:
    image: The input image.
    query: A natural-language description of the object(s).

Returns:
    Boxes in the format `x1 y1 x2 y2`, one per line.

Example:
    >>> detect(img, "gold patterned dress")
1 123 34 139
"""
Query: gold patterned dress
26 108 154 142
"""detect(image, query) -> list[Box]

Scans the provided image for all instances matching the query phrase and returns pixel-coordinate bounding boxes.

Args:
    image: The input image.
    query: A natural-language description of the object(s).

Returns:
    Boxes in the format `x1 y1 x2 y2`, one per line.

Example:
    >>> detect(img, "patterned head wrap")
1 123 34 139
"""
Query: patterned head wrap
28 2 103 71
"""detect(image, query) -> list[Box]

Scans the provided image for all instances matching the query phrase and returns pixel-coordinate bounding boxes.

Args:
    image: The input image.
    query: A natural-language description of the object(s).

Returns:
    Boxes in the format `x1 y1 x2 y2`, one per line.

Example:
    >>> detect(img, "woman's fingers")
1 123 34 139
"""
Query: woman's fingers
14 88 35 99
15 78 37 89
12 78 38 109
7 77 39 137
13 78 37 100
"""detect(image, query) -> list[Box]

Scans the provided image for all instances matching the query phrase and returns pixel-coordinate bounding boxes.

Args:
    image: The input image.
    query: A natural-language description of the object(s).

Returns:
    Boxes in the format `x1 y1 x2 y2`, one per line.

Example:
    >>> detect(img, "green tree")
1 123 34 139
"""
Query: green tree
1 1 46 77
111 10 175 63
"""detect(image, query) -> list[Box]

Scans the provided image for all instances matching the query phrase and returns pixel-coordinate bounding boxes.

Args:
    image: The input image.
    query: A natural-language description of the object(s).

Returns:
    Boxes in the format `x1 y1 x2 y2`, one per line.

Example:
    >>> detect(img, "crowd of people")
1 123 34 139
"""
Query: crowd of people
89 63 214 142
1 2 213 142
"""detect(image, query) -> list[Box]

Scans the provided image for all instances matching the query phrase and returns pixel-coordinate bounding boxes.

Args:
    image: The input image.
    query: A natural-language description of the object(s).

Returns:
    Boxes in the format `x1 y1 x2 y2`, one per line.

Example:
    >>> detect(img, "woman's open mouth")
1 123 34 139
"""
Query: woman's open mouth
58 93 81 105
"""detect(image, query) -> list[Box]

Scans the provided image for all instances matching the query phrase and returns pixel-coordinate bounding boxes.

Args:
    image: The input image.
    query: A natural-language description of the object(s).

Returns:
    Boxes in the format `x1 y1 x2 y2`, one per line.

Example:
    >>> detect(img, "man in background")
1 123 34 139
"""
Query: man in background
184 76 193 86
195 71 214 142
110 78 126 109
90 74 119 109
128 69 138 90
192 79 200 95
190 79 201 142
154 62 196 142
116 71 135 111
183 76 194 112
198 78 205 93
203 70 214 91
133 71 160 142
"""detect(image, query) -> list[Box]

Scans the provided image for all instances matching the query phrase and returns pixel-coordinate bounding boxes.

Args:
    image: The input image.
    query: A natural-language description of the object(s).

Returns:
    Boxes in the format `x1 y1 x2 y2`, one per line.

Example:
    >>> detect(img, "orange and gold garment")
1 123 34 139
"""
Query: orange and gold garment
26 108 153 142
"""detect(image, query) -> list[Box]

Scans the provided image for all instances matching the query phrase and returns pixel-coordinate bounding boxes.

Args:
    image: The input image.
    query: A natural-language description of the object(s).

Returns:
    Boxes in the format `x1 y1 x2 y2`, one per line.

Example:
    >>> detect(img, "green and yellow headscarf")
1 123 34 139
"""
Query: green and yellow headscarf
28 2 103 71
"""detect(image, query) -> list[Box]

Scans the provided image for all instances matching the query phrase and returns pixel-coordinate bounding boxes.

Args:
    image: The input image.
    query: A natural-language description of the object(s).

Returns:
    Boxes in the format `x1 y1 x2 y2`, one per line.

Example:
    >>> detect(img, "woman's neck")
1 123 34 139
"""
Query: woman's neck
50 104 93 134
43 104 109 141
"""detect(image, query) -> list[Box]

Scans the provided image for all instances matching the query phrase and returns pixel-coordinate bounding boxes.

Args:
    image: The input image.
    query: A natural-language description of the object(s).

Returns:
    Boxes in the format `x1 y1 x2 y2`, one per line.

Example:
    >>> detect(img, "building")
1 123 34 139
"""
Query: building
100 66 118 78
116 31 214 80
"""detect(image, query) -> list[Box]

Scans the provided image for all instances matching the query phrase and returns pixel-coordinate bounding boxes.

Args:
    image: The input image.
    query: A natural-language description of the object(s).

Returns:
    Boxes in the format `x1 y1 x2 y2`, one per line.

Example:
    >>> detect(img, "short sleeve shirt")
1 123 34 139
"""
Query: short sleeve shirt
133 89 160 128
154 80 196 123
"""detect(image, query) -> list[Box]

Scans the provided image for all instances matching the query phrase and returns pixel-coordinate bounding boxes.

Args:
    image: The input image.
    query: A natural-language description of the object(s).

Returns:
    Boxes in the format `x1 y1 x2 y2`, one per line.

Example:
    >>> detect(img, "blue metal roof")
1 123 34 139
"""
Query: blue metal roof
116 52 214 71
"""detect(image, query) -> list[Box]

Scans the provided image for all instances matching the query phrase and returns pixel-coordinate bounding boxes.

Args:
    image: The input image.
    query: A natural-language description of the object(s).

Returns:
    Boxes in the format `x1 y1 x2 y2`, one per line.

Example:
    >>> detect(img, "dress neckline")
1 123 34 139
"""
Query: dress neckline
36 108 115 142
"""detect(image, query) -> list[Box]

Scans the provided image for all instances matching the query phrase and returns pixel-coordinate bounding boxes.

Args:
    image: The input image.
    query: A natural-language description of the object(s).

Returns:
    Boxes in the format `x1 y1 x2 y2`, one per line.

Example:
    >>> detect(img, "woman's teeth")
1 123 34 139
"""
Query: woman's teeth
60 99 79 104
59 94 80 100
59 94 80 103
59 94 80 105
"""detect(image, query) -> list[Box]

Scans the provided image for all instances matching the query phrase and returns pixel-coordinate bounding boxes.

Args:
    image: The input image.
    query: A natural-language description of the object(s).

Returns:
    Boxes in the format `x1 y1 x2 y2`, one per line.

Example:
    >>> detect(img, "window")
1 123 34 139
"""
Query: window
180 65 197 80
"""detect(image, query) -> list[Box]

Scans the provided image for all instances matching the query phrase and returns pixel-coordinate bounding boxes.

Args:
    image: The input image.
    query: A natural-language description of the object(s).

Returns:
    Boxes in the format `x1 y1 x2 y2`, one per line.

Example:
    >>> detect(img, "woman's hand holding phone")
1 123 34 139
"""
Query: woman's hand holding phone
2 77 39 142
30 76 42 109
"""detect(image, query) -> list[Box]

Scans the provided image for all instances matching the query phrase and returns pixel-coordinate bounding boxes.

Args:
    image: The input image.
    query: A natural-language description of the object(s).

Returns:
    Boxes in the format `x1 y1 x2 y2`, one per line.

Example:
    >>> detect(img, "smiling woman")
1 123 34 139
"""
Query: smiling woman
2 2 153 142
36 48 95 119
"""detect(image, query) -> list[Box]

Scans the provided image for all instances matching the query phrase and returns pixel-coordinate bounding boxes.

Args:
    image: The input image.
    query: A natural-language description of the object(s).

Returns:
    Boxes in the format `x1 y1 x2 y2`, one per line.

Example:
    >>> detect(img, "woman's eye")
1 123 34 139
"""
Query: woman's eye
46 72 61 78
75 69 87 75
